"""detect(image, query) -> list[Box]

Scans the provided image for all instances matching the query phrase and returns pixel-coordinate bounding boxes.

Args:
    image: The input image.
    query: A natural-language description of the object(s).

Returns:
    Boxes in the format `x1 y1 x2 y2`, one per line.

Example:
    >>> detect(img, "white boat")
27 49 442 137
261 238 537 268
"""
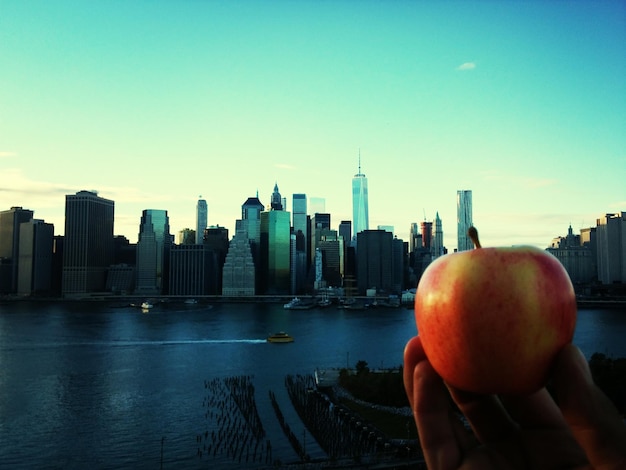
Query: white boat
284 297 314 310
184 299 198 305
141 301 153 309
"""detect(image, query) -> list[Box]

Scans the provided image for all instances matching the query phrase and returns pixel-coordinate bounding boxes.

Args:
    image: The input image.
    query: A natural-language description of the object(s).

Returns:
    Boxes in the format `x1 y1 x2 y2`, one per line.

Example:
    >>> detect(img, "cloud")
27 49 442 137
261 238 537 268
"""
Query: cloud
0 151 18 158
457 62 476 71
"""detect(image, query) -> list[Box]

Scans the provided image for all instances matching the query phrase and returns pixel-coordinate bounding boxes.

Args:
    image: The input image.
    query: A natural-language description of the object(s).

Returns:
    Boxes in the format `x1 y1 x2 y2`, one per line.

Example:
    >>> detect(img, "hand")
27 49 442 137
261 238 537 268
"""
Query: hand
403 336 626 469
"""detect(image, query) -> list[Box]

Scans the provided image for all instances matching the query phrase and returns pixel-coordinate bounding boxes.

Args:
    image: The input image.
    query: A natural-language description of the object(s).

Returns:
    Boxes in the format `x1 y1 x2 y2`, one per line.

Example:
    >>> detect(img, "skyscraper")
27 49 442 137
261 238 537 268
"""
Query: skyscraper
596 212 626 284
431 212 444 259
62 190 114 295
136 209 172 294
457 190 473 252
196 197 207 244
260 209 291 294
270 183 283 210
0 206 34 293
17 219 54 295
352 156 369 239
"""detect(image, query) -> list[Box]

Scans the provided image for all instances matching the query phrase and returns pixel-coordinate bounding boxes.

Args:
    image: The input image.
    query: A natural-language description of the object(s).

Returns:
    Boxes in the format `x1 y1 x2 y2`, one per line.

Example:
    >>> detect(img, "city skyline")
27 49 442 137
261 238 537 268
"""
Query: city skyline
1 1 624 249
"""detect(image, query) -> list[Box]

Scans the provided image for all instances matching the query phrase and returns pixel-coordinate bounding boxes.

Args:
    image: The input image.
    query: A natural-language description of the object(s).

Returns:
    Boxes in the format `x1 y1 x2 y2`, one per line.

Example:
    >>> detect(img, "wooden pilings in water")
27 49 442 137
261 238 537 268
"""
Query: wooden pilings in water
197 376 272 466
284 374 388 461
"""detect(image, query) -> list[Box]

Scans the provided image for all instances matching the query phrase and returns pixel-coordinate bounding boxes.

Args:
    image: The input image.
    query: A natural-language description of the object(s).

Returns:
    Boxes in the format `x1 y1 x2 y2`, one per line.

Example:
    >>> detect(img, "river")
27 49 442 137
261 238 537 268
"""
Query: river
0 300 624 469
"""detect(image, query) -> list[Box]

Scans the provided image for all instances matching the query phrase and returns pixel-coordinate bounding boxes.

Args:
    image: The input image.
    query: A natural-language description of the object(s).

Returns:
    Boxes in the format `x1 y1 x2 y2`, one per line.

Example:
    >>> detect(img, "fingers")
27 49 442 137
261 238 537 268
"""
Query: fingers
448 386 519 444
552 344 626 469
403 336 426 411
501 388 569 430
412 356 466 469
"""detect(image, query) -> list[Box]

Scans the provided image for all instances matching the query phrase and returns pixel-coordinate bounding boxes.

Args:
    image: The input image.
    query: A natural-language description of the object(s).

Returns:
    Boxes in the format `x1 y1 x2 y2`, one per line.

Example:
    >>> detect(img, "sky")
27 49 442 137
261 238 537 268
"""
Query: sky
1 0 625 250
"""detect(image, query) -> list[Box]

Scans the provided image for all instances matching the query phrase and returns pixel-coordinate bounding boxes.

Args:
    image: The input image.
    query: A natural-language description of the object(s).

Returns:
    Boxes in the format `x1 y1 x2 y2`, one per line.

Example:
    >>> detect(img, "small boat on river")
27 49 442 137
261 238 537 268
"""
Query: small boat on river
267 332 294 343
283 297 314 310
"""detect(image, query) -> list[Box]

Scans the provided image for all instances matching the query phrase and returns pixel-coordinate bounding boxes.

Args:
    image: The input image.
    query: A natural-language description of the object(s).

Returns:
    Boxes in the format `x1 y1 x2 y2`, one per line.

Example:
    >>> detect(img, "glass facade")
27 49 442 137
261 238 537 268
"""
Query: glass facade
352 166 369 238
260 209 291 294
457 190 473 252
196 198 207 244
62 191 114 294
136 209 171 294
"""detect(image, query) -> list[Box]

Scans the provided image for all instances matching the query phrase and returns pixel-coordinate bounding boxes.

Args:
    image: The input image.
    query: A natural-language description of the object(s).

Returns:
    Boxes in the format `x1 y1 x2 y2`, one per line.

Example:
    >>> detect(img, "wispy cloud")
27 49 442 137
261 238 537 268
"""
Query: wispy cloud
457 62 476 71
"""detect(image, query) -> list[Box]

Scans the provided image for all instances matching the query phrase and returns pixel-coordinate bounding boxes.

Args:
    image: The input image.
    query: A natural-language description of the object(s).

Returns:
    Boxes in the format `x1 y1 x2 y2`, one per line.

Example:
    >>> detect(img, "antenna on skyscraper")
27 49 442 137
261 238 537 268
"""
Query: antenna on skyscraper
358 148 361 174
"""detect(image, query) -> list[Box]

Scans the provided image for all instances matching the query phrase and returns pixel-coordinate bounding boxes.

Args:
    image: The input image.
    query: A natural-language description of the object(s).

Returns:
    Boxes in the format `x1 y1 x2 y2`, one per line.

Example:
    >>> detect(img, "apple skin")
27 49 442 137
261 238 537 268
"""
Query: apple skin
414 245 577 395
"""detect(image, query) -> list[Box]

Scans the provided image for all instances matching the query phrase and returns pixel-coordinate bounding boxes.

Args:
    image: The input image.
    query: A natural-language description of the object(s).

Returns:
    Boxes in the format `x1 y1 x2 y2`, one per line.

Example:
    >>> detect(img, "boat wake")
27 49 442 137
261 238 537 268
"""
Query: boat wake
2 339 268 351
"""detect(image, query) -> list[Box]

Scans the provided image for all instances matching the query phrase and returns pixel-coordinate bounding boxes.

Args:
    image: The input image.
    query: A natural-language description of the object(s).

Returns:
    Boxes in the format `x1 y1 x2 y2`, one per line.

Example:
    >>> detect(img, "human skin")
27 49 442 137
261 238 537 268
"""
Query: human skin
403 336 626 470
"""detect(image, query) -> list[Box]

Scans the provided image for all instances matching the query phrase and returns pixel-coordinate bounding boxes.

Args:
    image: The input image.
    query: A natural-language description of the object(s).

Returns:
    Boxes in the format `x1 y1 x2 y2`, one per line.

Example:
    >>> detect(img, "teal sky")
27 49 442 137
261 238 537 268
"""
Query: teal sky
1 1 625 250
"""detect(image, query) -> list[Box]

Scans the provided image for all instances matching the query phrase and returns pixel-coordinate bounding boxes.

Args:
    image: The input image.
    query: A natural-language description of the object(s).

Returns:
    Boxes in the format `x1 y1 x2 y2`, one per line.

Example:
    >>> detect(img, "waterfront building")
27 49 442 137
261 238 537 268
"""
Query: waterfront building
196 197 207 244
547 225 594 285
0 206 34 293
169 244 213 296
203 226 230 294
113 235 136 266
260 208 291 294
17 219 54 295
596 212 626 284
293 230 307 294
62 191 114 295
222 229 256 296
135 209 172 295
352 157 369 241
457 190 473 252
105 264 135 294
310 212 331 267
317 228 343 288
356 229 403 295
292 193 308 292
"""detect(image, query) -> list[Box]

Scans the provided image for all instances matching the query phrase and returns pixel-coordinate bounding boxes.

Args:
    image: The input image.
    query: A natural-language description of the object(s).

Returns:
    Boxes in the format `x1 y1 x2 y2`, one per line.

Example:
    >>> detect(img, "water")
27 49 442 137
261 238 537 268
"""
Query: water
0 300 624 469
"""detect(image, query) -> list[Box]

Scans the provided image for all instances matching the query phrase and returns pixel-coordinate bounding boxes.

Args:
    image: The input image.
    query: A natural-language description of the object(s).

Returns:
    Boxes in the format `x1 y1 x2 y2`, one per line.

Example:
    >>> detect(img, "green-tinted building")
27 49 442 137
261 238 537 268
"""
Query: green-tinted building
260 209 291 294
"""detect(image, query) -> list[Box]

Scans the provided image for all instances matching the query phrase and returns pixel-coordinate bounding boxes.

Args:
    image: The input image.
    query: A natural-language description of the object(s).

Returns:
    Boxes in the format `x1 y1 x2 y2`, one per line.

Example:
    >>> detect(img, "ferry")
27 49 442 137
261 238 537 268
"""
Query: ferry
283 297 314 310
267 332 294 343
141 301 153 309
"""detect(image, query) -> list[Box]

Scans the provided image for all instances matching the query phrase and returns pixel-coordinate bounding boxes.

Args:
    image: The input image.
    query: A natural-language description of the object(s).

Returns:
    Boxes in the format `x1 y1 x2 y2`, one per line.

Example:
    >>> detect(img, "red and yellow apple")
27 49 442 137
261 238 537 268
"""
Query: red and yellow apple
414 227 577 395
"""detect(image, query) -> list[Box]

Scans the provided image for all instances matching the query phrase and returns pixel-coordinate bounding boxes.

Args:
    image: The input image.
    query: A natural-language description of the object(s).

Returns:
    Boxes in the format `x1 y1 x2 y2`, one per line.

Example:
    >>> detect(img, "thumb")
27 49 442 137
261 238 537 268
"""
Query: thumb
552 344 626 469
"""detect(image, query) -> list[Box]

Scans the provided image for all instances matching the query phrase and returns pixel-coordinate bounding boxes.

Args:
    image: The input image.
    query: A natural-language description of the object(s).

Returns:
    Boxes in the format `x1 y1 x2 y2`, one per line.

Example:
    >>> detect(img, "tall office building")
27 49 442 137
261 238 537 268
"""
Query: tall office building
596 212 626 284
222 229 256 296
292 194 307 243
17 219 54 295
270 183 283 210
260 209 291 294
352 157 369 239
136 209 172 294
431 212 444 259
241 194 264 243
0 206 34 293
62 191 114 295
196 197 207 244
292 193 308 293
457 190 473 252
356 229 403 295
309 197 326 215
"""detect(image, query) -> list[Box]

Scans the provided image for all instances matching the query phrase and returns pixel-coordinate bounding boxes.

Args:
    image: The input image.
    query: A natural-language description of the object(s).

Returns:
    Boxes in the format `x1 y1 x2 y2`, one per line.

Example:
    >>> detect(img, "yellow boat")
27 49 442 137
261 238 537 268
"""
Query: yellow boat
267 332 294 343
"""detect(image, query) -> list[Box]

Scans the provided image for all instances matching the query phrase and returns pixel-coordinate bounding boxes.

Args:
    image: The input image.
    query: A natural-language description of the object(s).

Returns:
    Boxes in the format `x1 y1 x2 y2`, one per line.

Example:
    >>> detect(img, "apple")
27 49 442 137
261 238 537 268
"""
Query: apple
414 227 577 395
